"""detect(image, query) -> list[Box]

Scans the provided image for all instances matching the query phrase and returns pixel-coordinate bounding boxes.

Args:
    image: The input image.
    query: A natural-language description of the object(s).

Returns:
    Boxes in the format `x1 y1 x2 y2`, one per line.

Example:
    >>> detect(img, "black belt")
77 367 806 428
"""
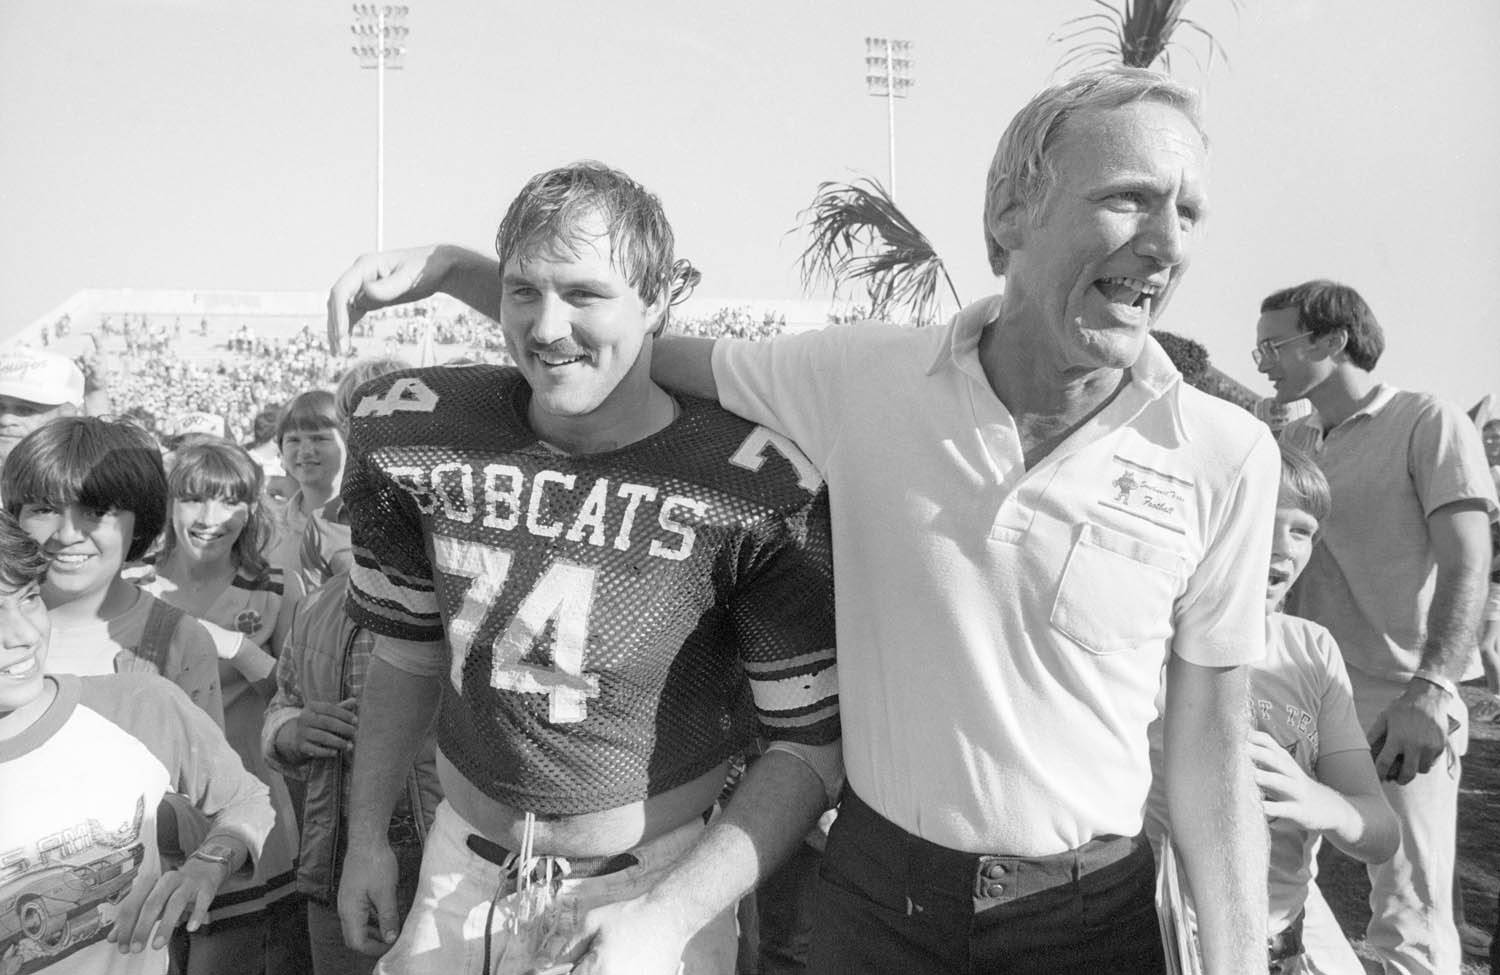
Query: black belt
465 833 640 881
837 788 1148 908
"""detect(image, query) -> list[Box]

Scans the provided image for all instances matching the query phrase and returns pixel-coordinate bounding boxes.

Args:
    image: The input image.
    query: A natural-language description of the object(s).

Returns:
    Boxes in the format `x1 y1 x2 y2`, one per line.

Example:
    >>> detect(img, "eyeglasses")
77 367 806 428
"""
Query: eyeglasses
1251 332 1315 367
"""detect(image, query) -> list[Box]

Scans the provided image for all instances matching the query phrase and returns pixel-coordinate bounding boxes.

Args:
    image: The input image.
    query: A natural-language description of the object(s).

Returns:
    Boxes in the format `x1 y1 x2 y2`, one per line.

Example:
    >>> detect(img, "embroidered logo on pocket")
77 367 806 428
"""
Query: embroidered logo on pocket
1101 457 1192 534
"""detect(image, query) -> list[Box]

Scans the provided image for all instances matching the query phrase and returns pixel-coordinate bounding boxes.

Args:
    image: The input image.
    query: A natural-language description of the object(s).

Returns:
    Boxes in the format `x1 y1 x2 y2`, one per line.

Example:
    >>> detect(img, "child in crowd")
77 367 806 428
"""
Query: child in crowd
0 417 225 728
1151 442 1399 973
292 358 409 598
267 391 344 595
131 440 307 975
0 510 274 975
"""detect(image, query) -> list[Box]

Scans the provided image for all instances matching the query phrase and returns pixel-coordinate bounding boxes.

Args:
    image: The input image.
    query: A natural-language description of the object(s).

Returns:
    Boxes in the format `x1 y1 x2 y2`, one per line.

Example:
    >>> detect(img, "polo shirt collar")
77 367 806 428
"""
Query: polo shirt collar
1310 383 1398 434
927 296 1190 443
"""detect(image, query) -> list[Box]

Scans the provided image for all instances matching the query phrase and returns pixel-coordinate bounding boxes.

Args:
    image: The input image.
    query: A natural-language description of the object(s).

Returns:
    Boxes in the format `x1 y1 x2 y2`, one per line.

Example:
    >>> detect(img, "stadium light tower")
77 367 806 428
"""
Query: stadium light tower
864 37 913 197
350 4 409 250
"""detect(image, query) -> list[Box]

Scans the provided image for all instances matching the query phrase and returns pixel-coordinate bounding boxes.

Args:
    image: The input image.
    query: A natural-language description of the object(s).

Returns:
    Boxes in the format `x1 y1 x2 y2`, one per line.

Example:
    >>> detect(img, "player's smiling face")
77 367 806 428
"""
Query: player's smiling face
500 213 666 432
998 101 1207 371
0 578 50 714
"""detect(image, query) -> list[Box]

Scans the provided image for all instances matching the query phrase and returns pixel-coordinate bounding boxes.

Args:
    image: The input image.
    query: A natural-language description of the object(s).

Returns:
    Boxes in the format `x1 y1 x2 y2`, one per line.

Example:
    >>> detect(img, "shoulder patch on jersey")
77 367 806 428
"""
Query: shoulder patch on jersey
729 426 823 493
354 375 441 418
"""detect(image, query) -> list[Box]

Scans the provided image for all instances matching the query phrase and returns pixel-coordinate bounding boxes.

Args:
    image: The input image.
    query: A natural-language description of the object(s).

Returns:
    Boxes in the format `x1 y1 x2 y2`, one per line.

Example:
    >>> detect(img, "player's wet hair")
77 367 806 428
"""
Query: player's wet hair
276 389 341 449
1277 441 1331 525
983 67 1205 276
495 161 699 332
335 357 410 428
0 511 49 589
0 416 167 562
1260 280 1385 372
160 439 270 576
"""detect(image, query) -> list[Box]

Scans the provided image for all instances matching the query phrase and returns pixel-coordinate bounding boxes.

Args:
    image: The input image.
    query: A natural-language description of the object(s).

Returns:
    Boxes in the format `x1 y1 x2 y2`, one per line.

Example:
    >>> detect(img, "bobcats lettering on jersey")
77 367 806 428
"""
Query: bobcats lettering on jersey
344 365 838 816
382 462 706 561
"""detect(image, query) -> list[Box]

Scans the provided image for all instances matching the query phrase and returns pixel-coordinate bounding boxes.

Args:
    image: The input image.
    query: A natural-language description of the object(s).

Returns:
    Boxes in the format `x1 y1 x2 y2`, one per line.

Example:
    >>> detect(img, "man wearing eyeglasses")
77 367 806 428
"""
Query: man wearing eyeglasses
1254 279 1497 974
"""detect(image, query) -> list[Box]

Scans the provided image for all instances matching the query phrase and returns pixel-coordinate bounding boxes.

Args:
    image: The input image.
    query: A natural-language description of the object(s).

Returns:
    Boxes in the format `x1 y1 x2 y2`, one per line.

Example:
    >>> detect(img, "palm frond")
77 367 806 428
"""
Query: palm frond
1051 0 1231 75
795 177 961 327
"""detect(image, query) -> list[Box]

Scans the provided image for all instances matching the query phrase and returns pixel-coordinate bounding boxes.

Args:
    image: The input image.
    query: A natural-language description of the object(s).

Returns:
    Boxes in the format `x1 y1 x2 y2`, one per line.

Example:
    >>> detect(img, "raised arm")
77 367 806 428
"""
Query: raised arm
326 244 504 354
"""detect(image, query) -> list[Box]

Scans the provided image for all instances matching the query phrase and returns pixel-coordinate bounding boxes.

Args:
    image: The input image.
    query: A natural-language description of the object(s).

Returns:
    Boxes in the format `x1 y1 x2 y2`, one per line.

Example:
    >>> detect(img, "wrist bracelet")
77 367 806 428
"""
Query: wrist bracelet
1412 669 1459 699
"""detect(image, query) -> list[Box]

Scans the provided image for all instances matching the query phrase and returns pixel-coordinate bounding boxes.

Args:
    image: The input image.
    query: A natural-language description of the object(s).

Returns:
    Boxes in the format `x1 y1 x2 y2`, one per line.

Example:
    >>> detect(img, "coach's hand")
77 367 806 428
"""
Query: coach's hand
326 245 449 355
543 894 693 975
339 840 402 956
1368 680 1452 786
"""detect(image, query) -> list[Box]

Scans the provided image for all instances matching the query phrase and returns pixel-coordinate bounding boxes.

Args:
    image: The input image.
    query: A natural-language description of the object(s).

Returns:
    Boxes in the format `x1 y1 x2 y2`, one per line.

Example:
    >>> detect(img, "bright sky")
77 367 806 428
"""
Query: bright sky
2 0 1496 405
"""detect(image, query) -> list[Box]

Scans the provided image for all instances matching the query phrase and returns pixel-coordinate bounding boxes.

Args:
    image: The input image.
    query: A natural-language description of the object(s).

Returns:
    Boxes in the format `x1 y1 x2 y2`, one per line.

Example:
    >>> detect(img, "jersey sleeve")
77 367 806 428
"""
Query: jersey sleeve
1172 427 1280 667
1311 624 1370 759
1408 397 1500 519
732 485 840 747
83 674 274 864
712 328 852 470
166 614 227 730
342 390 445 645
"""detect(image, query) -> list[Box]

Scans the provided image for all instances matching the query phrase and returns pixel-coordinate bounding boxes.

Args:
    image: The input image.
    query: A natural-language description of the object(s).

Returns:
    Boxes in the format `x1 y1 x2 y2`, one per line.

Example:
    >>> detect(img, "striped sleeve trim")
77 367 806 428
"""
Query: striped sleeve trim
349 563 443 642
749 659 839 744
741 647 835 678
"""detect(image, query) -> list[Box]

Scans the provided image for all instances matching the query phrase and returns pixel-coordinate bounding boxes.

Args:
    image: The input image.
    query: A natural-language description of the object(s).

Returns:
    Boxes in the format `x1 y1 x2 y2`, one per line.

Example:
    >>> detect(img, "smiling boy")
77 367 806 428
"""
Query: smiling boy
0 511 272 975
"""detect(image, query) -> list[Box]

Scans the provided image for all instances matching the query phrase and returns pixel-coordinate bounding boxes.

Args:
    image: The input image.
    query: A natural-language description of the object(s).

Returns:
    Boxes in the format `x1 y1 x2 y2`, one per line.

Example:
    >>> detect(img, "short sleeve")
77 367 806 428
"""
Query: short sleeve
83 674 273 863
1171 428 1280 667
731 486 840 747
342 401 444 643
1312 625 1369 759
712 328 853 469
1407 398 1499 519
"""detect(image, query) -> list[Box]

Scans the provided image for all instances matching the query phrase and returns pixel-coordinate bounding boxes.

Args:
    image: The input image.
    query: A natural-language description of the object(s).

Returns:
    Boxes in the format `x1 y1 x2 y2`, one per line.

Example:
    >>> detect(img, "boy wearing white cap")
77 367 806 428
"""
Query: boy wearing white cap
0 349 87 467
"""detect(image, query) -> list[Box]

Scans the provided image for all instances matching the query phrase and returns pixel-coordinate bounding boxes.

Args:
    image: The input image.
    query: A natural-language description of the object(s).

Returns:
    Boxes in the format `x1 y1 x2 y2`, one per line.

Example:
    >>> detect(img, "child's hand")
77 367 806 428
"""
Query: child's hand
106 857 228 954
289 697 359 759
1248 730 1342 834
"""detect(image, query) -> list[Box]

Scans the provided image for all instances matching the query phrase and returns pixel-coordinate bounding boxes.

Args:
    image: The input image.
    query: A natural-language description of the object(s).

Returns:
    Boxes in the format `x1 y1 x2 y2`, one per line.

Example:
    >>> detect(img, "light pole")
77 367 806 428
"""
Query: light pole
864 37 913 197
351 4 409 251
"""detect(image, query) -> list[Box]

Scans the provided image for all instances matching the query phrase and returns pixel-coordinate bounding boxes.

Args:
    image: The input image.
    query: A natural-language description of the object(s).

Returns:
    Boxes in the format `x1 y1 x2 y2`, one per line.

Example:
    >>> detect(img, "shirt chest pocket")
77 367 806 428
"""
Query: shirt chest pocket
1050 522 1188 655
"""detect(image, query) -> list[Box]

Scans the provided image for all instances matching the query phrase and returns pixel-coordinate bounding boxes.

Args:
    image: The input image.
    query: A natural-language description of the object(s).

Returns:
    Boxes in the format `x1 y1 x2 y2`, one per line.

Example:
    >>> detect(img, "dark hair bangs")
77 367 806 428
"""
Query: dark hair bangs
170 444 260 505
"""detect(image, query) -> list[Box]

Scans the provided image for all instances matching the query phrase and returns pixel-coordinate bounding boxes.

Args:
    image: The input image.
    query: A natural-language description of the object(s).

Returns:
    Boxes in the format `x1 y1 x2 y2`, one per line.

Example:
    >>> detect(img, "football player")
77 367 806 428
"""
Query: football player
329 161 840 975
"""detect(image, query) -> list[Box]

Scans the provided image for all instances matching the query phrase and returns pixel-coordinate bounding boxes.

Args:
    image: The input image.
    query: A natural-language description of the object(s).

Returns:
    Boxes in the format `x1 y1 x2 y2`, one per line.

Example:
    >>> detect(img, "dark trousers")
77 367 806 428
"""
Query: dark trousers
806 790 1165 975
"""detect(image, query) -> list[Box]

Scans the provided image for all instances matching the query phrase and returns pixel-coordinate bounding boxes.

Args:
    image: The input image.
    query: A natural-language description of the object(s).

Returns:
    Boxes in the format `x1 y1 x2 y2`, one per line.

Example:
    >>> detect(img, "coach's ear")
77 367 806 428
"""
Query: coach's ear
986 176 1030 253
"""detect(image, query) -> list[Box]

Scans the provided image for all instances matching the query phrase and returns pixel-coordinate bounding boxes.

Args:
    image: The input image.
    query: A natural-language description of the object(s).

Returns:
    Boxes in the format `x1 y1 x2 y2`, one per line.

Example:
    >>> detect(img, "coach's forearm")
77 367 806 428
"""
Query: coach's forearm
347 655 442 845
1165 657 1267 973
644 745 831 935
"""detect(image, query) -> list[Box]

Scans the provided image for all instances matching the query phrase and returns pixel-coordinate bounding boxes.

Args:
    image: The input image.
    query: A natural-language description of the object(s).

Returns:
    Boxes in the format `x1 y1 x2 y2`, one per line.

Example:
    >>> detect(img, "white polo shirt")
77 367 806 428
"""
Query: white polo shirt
1282 386 1499 681
713 296 1278 855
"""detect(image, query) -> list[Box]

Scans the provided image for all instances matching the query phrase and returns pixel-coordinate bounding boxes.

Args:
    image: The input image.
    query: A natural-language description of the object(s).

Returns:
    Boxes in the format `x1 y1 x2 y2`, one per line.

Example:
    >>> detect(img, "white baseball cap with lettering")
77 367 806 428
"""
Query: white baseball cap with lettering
0 350 86 407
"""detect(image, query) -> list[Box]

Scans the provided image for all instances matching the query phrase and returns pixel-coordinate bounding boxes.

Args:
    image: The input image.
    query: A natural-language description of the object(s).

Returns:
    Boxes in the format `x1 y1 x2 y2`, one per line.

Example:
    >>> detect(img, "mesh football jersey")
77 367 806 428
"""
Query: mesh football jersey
345 365 838 815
